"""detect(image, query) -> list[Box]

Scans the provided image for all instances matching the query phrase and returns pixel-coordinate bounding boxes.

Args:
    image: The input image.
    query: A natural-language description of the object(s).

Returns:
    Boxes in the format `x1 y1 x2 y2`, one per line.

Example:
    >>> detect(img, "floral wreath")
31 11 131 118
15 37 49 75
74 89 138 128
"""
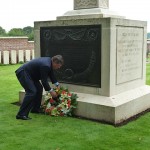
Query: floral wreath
41 87 78 116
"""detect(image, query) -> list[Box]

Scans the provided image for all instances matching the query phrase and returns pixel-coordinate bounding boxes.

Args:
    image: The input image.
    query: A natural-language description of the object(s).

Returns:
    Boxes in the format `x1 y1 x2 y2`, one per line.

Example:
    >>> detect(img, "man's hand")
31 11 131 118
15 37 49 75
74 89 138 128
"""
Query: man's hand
54 82 60 90
56 84 61 90
49 90 57 98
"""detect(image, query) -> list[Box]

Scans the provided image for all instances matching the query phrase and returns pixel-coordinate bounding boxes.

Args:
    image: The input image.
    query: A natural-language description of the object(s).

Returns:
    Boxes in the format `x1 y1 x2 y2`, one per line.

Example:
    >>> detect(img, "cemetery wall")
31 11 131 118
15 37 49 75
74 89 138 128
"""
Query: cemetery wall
0 37 34 51
0 37 34 64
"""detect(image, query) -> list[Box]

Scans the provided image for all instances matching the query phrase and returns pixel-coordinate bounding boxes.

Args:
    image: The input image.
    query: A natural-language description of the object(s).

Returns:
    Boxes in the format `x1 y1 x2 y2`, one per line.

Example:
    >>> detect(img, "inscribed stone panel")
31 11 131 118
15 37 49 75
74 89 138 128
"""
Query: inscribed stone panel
116 26 143 84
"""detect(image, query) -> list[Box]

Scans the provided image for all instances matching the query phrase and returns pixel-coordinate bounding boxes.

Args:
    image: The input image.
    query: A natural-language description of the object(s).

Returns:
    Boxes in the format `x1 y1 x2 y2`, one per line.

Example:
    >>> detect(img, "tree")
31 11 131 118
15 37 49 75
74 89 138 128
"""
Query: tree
28 32 34 41
23 26 34 41
0 26 34 40
23 26 33 35
0 26 6 36
8 28 24 36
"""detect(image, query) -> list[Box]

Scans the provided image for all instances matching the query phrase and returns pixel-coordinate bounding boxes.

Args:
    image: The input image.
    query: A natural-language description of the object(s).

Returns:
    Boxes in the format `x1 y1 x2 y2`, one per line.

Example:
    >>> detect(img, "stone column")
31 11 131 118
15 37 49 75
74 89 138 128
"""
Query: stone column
74 0 109 10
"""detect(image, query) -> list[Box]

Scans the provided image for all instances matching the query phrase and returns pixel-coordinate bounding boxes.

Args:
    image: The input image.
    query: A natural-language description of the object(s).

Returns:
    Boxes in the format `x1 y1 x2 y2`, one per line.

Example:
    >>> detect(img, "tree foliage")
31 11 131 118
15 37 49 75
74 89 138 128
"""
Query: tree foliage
0 26 34 40
23 26 34 41
8 28 24 36
23 26 33 35
0 26 6 36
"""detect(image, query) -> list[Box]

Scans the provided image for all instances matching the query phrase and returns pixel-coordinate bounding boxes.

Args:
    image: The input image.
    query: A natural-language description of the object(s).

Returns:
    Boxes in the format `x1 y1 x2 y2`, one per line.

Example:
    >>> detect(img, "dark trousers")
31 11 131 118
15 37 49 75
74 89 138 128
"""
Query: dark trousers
16 70 43 116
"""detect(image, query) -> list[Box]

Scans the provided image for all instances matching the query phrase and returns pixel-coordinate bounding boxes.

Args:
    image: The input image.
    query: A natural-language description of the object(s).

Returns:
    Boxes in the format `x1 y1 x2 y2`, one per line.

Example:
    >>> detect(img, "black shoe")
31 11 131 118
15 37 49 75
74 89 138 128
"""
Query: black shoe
16 115 32 120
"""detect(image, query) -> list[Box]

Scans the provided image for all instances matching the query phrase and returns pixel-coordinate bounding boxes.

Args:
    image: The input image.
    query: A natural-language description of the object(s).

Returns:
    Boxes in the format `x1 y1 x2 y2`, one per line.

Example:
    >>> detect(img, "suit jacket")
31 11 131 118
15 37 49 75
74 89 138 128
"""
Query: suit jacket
15 57 57 91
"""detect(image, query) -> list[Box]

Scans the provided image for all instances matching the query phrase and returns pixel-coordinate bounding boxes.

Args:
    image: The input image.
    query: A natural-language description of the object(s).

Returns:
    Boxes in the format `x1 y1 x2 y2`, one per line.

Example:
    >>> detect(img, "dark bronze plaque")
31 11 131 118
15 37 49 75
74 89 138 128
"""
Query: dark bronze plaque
40 25 101 87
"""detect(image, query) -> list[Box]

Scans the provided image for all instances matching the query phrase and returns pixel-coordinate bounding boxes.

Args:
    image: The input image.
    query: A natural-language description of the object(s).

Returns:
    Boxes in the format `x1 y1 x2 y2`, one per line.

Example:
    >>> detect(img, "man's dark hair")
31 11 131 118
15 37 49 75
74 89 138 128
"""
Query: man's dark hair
52 55 64 65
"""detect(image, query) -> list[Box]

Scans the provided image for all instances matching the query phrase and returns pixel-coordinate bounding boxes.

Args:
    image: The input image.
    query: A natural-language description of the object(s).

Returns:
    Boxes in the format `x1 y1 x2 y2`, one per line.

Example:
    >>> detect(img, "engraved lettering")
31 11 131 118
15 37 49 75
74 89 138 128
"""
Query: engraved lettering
116 26 143 84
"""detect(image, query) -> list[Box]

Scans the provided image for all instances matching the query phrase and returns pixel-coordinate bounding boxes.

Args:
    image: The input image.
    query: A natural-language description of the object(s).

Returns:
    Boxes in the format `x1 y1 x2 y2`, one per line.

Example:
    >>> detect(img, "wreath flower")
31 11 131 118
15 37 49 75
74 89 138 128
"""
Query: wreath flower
41 87 78 116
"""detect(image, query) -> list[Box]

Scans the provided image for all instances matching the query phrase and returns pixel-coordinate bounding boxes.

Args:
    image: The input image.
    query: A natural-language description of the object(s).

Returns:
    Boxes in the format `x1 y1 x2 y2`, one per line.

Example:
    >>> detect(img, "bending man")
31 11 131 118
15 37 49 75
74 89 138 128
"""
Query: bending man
15 55 64 120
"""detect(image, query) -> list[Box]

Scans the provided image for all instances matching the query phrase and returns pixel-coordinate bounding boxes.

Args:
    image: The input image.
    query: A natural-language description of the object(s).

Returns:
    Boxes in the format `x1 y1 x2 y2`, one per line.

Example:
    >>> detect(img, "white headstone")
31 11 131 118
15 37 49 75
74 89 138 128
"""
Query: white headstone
25 50 31 62
10 50 17 64
32 49 35 59
18 50 24 63
3 51 9 64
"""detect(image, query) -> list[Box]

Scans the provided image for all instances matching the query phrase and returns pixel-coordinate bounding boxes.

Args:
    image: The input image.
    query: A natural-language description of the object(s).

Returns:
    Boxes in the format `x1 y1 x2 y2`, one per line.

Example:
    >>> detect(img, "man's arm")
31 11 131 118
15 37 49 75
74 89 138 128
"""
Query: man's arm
40 66 58 98
40 66 51 91
49 67 58 84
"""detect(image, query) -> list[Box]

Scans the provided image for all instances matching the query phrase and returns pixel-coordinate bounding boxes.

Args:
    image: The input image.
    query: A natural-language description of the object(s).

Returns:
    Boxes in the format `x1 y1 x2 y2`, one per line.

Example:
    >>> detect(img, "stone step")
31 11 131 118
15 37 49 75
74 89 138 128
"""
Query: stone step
19 89 46 105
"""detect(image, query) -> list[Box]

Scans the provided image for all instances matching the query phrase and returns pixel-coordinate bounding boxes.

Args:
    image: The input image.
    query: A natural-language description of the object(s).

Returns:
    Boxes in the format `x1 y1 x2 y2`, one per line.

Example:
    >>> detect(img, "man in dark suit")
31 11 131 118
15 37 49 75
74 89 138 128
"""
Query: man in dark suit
15 55 64 120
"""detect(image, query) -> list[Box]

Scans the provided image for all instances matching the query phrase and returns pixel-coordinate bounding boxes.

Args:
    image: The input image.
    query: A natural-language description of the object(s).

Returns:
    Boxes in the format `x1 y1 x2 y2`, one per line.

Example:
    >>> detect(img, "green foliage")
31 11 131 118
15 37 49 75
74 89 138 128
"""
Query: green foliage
8 28 24 36
23 26 34 41
23 26 33 35
0 26 6 36
0 26 34 40
18 61 24 64
1 65 150 149
28 32 34 41
71 93 78 107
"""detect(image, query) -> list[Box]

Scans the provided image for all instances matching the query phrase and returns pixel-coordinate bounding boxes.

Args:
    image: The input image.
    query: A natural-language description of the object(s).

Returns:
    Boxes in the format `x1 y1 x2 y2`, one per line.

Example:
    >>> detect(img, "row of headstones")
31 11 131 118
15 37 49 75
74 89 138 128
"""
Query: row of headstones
0 50 34 64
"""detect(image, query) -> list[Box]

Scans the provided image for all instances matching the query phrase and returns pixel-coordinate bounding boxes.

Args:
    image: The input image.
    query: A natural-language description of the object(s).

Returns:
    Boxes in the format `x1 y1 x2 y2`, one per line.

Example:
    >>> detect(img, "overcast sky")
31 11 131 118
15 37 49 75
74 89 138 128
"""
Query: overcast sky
0 0 150 32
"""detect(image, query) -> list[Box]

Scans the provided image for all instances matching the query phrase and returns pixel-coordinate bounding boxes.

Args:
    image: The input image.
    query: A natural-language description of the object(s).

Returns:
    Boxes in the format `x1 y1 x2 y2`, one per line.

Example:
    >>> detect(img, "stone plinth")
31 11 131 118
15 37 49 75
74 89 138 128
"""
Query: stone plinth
33 17 149 125
57 8 125 20
75 85 150 124
57 0 124 20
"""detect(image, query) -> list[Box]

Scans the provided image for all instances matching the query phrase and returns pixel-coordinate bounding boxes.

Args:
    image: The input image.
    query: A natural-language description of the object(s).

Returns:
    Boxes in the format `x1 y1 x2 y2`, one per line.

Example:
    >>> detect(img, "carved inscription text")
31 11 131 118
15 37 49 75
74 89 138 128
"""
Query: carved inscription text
116 26 144 84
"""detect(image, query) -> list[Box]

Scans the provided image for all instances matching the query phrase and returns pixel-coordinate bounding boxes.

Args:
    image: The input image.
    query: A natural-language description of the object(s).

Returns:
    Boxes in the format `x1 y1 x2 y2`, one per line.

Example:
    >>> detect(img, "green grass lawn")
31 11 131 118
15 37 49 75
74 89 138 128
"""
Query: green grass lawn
1 64 150 150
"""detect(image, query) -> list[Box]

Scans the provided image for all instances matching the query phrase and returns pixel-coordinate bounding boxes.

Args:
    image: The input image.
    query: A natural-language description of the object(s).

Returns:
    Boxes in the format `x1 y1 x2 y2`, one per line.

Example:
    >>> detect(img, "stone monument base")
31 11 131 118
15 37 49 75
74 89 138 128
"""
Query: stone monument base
74 85 150 125
57 8 125 20
19 85 150 125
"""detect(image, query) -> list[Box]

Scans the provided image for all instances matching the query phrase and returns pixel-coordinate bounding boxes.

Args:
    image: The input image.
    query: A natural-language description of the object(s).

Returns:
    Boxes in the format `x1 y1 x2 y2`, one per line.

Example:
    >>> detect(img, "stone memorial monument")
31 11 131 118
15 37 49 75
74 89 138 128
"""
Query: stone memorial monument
34 0 150 125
